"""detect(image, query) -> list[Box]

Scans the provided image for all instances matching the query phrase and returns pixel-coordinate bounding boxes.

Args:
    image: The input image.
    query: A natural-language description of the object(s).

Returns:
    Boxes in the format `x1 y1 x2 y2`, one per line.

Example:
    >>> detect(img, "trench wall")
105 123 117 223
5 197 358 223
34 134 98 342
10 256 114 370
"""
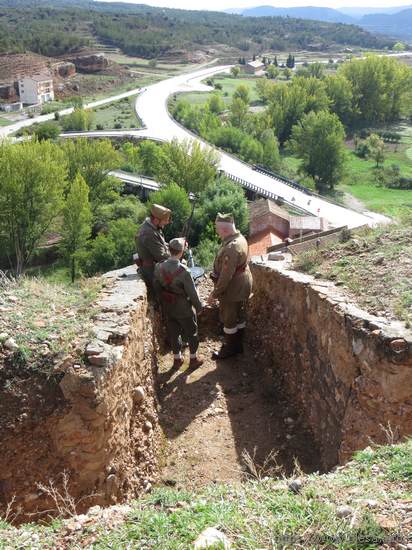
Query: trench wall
0 266 160 521
248 261 412 470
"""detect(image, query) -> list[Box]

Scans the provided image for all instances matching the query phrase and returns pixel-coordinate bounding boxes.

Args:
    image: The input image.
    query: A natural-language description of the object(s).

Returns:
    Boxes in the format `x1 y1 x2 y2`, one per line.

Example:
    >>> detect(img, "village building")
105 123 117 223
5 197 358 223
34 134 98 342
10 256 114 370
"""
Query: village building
248 198 327 256
244 59 265 75
18 72 54 105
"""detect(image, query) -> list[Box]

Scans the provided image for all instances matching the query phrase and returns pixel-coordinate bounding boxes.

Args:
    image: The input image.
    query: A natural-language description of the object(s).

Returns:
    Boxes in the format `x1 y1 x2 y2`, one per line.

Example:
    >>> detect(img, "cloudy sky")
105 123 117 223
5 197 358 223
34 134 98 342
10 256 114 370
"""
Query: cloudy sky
97 0 412 10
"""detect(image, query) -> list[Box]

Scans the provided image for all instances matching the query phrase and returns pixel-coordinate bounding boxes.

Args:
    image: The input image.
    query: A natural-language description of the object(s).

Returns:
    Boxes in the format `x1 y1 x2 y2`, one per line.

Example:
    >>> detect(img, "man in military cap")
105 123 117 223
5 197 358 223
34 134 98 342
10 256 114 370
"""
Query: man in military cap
154 237 204 370
207 213 253 360
135 203 171 291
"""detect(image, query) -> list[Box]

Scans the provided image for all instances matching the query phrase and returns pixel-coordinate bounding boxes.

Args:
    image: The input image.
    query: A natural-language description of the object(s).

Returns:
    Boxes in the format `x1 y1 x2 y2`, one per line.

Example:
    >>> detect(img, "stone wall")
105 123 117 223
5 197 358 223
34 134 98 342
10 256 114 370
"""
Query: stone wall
248 260 412 470
0 266 160 521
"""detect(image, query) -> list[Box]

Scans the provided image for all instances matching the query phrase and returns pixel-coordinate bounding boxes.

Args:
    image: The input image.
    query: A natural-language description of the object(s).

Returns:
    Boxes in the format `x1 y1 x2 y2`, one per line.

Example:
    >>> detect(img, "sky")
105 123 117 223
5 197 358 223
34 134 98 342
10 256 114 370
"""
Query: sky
97 0 412 10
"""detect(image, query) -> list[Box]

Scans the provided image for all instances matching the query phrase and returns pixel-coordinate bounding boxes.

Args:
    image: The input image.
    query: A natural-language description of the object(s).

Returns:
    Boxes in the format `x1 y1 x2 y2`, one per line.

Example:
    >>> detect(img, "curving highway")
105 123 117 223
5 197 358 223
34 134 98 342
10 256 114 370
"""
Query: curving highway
2 63 391 229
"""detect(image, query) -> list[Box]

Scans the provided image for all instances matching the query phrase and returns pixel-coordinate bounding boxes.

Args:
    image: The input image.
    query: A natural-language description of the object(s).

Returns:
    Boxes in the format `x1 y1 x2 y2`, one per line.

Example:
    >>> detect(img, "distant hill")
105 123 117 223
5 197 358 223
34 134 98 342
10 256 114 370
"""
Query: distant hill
225 4 412 41
360 8 412 40
339 5 412 18
228 5 355 24
0 0 395 59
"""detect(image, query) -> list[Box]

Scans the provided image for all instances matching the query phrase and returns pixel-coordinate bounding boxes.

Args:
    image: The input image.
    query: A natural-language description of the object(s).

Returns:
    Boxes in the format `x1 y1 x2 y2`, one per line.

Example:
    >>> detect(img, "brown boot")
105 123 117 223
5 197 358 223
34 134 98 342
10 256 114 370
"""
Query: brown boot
212 333 239 360
188 356 204 370
172 356 184 370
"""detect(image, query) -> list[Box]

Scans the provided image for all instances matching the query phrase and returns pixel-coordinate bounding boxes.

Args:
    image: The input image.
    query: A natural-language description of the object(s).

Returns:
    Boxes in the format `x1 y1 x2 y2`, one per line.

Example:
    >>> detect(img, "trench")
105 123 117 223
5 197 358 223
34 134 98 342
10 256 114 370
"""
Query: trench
1 264 410 522
153 279 322 488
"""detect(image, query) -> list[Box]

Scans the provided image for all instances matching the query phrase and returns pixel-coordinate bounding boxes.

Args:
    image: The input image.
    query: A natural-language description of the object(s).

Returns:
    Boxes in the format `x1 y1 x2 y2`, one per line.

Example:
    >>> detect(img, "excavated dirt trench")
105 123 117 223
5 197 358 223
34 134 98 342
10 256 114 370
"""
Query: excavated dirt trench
3 265 409 522
155 304 322 488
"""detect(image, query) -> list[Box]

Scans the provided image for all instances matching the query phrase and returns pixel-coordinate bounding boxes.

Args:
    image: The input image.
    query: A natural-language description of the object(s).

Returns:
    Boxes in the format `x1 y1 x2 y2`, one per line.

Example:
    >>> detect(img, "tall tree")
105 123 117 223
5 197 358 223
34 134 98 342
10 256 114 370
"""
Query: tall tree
157 139 218 195
324 74 354 127
340 55 412 125
261 129 281 171
61 108 94 132
0 140 67 275
230 66 240 78
233 84 250 105
230 97 249 128
366 133 385 168
60 173 92 282
290 110 346 192
61 138 121 206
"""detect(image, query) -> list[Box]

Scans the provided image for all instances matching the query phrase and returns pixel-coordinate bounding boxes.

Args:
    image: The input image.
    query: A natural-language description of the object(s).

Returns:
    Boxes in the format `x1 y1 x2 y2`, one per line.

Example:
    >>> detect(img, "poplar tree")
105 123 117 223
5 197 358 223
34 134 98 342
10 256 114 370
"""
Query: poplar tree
0 140 67 275
60 173 92 282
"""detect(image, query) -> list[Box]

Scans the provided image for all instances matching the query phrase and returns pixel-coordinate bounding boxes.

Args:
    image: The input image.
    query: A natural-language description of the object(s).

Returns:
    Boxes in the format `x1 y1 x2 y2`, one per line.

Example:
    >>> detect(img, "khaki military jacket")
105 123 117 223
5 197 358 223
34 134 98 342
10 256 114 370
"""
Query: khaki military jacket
154 258 202 319
136 218 170 265
212 231 252 302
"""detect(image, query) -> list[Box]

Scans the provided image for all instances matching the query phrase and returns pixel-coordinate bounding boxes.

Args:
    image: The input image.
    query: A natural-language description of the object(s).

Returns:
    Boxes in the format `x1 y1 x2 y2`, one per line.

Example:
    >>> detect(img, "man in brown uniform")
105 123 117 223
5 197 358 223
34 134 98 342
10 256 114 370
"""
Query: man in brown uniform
154 237 204 370
135 203 171 291
207 213 253 360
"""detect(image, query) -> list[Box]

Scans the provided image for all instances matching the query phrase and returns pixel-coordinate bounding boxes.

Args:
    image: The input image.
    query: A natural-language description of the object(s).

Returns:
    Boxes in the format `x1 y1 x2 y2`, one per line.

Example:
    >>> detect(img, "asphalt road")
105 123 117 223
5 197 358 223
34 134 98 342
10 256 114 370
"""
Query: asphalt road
2 62 392 229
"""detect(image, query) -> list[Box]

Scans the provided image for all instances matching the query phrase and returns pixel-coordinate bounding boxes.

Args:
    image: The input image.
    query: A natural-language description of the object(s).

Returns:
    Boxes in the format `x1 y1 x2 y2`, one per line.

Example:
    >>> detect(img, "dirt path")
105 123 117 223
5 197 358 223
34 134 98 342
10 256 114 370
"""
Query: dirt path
156 335 321 489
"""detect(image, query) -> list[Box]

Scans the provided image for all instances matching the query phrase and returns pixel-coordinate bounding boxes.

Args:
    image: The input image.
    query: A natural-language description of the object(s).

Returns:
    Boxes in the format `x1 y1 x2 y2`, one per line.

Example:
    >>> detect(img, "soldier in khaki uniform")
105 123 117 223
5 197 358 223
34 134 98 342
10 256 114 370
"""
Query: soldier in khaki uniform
154 237 204 370
135 203 171 291
207 213 253 360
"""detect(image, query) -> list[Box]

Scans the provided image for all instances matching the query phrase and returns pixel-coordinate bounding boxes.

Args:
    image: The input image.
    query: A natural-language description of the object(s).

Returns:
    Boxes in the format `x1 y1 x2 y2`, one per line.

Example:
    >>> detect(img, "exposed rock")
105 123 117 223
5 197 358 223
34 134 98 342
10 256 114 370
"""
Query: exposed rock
336 505 353 518
194 527 231 549
389 339 408 354
288 479 302 494
85 340 104 356
4 337 18 351
133 386 145 405
69 54 108 73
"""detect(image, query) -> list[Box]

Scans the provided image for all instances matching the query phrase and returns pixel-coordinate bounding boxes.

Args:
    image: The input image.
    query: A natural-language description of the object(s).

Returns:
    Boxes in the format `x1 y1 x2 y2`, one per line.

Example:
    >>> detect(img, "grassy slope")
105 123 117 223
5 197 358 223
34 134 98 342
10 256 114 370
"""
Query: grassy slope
293 221 412 326
0 440 411 548
282 124 412 218
0 271 102 371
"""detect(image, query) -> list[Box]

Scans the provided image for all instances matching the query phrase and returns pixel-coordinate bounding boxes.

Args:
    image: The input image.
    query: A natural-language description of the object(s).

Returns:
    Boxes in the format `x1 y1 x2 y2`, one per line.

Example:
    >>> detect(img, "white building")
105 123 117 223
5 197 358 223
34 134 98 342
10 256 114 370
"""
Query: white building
18 73 54 105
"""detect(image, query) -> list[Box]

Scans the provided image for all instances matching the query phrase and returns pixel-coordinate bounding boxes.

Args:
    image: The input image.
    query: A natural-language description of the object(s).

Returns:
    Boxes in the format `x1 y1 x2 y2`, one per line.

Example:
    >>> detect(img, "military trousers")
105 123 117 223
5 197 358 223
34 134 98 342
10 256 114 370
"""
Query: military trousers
219 299 248 333
166 312 199 355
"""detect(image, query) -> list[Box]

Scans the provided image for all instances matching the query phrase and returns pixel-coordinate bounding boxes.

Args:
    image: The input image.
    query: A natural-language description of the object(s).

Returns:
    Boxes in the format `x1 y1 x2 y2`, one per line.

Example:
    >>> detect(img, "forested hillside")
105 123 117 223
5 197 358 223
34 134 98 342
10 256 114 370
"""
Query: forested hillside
0 0 394 59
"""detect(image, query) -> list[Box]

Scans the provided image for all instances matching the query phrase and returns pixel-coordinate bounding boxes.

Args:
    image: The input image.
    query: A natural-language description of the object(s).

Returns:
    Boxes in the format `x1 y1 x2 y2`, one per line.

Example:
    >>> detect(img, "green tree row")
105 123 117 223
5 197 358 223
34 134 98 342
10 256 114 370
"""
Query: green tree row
0 136 249 276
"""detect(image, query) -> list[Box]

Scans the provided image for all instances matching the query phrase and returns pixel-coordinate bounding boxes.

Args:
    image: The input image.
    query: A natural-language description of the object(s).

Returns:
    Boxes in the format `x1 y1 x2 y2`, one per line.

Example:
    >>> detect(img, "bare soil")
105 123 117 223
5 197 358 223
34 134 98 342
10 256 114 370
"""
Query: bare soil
157 325 321 489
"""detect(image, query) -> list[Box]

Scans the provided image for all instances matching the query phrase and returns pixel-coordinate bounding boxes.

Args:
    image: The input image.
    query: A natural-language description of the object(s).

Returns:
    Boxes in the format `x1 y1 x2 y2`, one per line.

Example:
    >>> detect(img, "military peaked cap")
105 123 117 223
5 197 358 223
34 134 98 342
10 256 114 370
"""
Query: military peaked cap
151 203 171 220
215 212 234 224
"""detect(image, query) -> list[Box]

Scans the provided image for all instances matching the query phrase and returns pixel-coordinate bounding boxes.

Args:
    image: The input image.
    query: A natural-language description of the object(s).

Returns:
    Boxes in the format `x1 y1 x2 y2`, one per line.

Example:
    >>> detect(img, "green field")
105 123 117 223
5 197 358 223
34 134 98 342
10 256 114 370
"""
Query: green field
0 116 11 126
281 123 412 218
178 75 261 107
92 96 142 129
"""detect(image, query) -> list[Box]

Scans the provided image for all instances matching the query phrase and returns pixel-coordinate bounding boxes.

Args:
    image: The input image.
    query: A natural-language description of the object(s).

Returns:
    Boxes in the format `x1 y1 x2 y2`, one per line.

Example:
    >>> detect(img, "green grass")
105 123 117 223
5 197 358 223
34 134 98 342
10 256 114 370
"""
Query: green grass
280 126 412 219
178 75 261 108
0 272 102 372
0 116 11 127
92 95 141 129
293 222 412 325
2 439 411 548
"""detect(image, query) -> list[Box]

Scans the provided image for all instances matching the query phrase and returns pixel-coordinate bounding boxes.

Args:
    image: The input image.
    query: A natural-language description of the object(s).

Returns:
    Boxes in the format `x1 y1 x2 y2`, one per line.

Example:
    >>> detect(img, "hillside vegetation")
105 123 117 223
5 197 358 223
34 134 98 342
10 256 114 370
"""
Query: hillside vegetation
294 217 412 327
0 0 394 59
